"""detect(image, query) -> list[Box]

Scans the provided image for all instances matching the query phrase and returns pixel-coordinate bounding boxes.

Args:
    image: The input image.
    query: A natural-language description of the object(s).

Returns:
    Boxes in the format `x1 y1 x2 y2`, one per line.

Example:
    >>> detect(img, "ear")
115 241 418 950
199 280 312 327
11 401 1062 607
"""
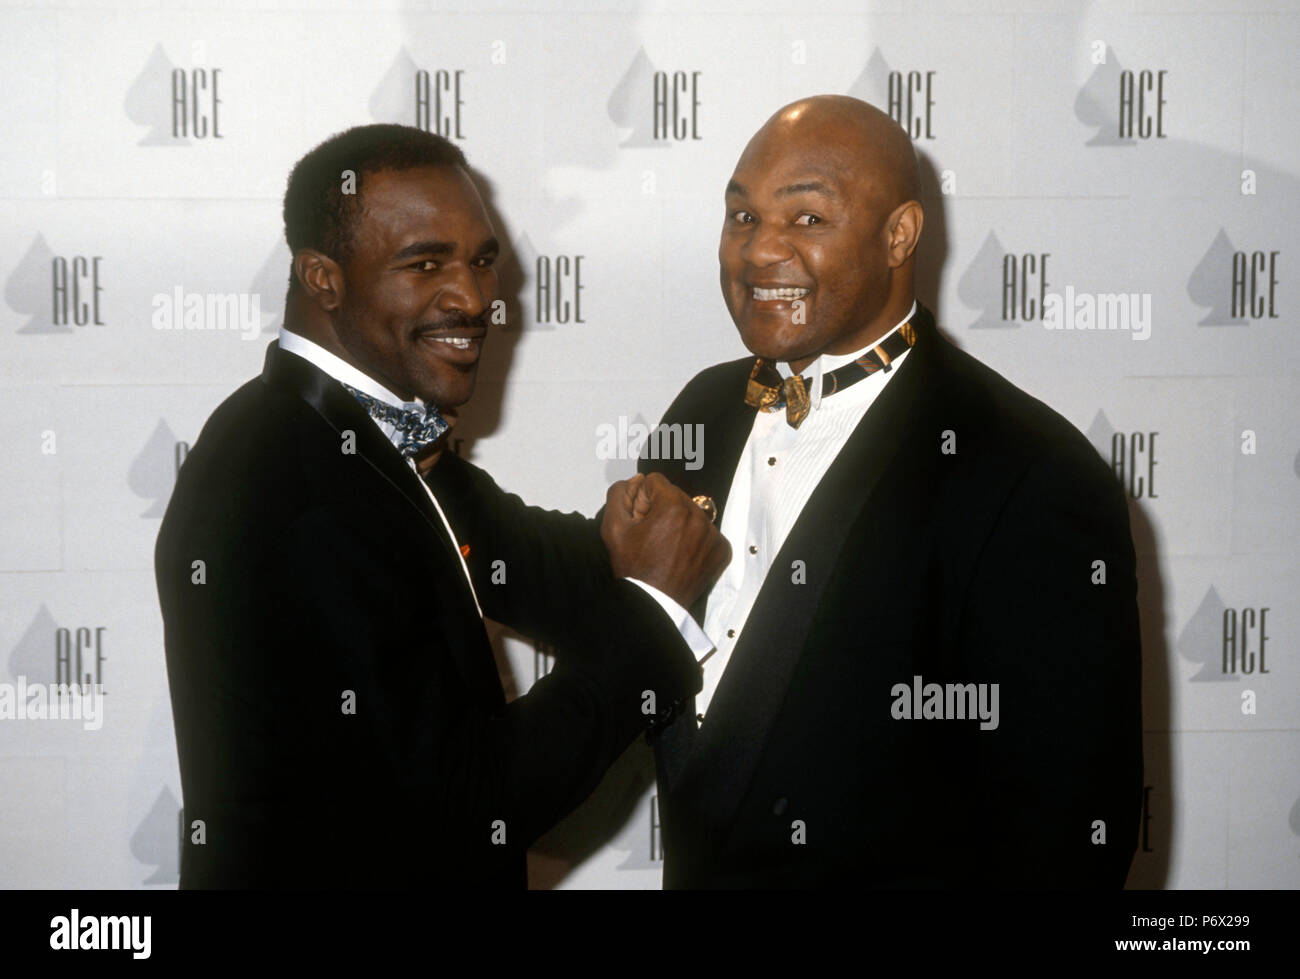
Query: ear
292 249 345 312
886 200 924 269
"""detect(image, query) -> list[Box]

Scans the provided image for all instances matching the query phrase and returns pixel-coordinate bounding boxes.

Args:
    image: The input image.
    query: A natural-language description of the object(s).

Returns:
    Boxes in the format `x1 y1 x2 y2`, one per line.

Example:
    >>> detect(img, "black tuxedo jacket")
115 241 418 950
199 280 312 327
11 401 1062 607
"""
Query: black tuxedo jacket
155 341 700 889
430 302 1143 889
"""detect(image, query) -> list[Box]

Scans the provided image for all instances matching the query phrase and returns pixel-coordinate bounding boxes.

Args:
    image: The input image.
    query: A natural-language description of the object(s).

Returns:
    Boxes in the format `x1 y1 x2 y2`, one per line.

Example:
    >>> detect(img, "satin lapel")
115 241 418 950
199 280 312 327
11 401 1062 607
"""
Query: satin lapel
646 371 758 794
695 397 759 529
688 395 758 620
260 341 500 703
642 380 758 535
670 305 943 831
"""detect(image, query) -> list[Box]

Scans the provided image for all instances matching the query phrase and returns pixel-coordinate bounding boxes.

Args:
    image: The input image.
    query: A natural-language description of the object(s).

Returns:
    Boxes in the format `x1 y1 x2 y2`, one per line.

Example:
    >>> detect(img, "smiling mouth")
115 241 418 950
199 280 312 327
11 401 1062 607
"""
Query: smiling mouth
417 332 485 365
751 286 810 302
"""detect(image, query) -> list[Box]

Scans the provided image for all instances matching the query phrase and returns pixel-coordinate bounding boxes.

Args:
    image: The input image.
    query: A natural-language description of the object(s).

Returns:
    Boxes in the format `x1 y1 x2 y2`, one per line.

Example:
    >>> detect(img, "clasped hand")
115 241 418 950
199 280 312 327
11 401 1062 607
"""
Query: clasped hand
601 473 731 609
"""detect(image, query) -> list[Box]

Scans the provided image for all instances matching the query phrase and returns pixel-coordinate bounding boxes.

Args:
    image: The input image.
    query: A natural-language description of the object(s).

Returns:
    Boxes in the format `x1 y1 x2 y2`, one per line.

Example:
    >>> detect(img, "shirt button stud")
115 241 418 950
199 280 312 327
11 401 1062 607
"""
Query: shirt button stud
767 456 777 466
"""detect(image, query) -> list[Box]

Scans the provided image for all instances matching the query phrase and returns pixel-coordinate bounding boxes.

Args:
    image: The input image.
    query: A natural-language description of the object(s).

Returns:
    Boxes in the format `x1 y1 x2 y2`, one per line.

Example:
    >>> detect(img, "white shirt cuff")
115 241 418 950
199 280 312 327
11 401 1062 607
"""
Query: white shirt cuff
624 578 716 659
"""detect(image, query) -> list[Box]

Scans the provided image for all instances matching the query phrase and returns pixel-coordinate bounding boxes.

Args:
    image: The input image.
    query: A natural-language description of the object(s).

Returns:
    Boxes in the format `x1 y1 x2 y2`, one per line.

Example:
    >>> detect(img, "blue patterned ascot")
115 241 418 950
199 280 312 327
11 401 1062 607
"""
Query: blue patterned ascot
340 382 449 458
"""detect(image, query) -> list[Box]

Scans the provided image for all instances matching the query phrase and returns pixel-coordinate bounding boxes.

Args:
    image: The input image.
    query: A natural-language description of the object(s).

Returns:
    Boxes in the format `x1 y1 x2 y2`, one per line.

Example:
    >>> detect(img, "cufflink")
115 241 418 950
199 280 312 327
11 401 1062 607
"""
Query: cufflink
645 697 688 739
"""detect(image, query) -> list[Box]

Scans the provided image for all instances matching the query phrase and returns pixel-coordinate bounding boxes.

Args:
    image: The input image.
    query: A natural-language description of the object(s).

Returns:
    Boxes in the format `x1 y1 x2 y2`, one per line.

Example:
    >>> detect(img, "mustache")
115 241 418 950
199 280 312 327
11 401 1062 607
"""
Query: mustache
415 311 489 336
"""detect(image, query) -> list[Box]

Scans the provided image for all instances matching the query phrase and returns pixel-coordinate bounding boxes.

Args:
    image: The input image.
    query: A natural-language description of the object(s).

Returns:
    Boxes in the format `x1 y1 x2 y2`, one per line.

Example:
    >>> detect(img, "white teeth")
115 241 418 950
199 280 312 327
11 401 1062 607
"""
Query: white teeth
752 287 810 302
432 337 473 349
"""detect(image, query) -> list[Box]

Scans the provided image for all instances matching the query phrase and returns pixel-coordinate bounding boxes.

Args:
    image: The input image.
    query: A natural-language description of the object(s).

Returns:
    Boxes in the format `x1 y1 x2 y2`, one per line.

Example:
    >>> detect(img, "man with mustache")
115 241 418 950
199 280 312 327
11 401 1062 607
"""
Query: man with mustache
155 124 727 888
429 95 1143 887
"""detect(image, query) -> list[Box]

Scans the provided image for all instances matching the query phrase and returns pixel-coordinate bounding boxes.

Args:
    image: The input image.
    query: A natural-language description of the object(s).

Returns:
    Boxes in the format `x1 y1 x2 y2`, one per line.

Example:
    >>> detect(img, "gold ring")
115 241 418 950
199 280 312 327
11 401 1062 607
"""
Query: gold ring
692 495 717 523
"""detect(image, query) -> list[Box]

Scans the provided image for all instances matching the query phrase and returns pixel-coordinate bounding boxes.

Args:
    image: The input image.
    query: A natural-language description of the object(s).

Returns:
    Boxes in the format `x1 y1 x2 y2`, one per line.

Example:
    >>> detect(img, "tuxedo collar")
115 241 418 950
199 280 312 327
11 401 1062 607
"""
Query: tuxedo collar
260 340 444 534
276 327 409 408
259 340 500 700
774 299 919 413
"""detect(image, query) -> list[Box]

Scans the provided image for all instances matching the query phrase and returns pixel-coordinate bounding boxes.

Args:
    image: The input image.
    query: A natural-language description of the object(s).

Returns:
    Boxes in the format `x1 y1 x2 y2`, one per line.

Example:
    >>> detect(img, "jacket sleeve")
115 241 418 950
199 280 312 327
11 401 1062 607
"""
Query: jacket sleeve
424 452 620 649
257 501 701 880
959 438 1144 888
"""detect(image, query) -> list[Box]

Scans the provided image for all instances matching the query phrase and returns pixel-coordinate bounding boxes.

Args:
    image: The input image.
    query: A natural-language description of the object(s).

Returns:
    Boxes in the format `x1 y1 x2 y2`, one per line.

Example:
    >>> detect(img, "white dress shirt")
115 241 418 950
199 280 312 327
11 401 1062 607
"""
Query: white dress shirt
275 328 713 658
696 301 918 718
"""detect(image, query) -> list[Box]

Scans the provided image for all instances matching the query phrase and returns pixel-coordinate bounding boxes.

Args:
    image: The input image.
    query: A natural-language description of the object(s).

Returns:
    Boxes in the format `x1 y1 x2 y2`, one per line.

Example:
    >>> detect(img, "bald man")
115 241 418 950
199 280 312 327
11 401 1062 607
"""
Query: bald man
428 95 1143 888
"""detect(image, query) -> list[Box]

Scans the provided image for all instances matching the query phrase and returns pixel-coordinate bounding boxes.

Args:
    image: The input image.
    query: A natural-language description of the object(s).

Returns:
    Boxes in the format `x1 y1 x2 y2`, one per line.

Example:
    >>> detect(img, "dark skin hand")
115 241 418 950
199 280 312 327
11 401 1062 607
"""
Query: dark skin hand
601 472 731 609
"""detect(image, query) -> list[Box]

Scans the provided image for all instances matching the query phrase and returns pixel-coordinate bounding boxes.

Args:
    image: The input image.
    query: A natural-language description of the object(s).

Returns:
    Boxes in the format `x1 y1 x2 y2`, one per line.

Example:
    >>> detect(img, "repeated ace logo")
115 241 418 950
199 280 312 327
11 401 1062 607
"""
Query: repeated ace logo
7 604 107 695
1086 410 1158 501
1087 407 1160 514
4 605 106 730
535 250 585 326
6 234 105 333
608 45 701 146
1109 429 1158 500
848 48 936 141
370 47 465 139
1176 584 1274 726
957 231 1052 328
125 42 223 144
499 231 585 331
54 626 107 694
1189 229 1280 325
1075 47 1166 145
1176 586 1271 683
960 241 1151 337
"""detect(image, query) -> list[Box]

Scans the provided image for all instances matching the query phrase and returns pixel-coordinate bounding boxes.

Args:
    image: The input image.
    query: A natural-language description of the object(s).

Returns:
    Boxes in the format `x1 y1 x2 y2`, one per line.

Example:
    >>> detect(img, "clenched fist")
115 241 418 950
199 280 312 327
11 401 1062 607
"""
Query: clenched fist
601 473 731 609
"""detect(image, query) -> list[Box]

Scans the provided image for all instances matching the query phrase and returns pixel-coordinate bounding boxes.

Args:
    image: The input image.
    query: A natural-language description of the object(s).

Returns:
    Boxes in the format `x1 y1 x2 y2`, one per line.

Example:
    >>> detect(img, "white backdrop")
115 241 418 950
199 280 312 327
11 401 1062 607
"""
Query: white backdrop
1 0 1297 889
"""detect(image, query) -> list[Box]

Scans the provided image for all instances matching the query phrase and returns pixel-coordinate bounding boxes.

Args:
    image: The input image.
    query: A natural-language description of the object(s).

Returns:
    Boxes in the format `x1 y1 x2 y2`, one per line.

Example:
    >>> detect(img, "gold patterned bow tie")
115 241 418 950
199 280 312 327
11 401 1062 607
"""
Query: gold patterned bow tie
744 320 917 428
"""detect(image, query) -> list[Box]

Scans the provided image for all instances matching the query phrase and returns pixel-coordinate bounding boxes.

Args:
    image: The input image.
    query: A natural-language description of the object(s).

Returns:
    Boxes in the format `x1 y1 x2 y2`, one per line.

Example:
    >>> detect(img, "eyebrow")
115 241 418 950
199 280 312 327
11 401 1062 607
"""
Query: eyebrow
725 178 840 201
391 237 499 262
392 240 454 262
775 180 838 200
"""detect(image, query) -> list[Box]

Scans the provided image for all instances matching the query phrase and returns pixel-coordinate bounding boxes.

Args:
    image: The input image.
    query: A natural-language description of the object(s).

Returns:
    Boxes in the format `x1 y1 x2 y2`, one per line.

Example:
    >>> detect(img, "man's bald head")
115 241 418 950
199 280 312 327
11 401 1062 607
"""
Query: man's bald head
748 95 921 211
719 95 924 372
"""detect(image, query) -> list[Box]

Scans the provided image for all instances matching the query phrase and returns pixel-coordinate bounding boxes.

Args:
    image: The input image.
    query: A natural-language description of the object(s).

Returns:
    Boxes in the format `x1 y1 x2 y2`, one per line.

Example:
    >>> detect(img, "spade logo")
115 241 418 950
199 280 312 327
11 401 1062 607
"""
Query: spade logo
7 604 58 684
128 420 186 518
6 235 72 334
607 46 673 149
1188 229 1248 327
125 44 188 146
1175 586 1239 682
131 786 182 885
1074 50 1137 147
958 231 1018 329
